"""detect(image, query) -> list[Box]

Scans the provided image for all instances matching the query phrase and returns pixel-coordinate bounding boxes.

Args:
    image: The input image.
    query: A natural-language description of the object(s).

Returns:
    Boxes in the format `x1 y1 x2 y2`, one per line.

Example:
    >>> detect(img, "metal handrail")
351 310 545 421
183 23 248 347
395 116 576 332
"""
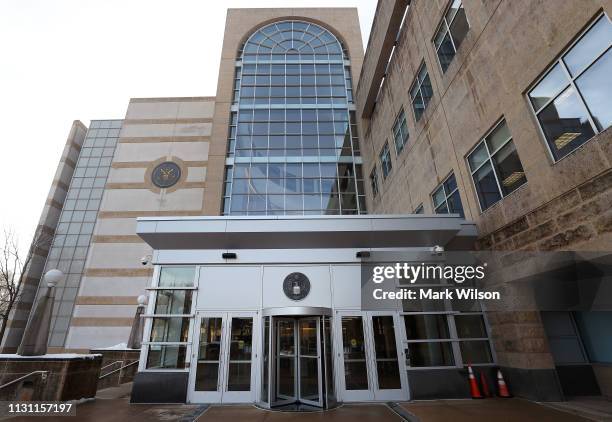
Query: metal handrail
98 360 139 380
0 371 48 391
99 360 124 375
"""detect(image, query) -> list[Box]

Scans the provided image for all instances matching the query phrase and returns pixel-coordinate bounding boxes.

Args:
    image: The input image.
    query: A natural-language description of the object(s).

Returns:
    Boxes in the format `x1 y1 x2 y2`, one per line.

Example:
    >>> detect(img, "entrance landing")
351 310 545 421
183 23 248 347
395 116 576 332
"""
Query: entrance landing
197 404 401 421
399 399 593 421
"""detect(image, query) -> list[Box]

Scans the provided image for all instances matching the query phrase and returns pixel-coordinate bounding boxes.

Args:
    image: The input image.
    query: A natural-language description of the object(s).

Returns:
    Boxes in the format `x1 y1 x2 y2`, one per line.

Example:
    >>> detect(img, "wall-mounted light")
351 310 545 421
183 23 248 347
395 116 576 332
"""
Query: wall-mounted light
222 252 237 259
356 251 371 258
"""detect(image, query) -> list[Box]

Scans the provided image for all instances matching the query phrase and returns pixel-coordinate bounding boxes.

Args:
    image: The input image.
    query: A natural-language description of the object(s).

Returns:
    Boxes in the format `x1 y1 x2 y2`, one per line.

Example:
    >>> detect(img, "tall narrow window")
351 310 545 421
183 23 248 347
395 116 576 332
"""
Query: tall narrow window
434 0 470 73
145 266 195 370
410 63 433 121
370 167 379 197
528 14 611 161
379 142 393 179
467 120 527 211
222 21 365 215
432 173 464 217
414 204 424 214
392 108 409 154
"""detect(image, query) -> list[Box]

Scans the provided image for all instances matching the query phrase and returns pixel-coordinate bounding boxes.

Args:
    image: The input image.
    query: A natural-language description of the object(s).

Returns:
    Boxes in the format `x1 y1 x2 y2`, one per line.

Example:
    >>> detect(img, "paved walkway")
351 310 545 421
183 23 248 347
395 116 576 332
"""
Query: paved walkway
197 404 399 421
4 384 608 422
544 396 612 421
400 398 593 421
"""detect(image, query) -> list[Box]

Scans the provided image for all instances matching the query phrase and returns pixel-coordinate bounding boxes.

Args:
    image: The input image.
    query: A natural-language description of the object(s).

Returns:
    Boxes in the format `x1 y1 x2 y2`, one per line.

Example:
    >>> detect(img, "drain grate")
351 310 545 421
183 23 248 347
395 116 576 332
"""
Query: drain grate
386 402 420 422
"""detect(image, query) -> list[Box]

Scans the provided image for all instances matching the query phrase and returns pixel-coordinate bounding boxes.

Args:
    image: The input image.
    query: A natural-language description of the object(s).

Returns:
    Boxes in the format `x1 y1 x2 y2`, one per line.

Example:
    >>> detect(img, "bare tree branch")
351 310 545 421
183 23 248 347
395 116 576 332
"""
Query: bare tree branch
0 228 54 344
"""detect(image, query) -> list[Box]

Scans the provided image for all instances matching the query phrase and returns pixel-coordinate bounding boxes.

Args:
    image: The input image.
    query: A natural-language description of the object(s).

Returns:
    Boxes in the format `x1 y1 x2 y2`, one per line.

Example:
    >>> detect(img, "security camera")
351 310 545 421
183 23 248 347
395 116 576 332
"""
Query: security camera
430 245 444 256
140 255 152 266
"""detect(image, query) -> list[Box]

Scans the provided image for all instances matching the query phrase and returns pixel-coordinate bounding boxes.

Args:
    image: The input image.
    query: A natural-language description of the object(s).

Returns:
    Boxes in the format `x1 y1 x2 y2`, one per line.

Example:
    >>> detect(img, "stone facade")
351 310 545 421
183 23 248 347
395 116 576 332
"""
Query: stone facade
356 0 612 400
62 98 215 352
0 355 102 401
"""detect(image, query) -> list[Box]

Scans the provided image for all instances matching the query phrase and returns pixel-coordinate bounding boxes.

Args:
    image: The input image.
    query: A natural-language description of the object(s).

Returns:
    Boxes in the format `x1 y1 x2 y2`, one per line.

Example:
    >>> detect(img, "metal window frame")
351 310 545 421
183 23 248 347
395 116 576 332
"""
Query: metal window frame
223 20 365 216
433 0 470 73
401 310 495 369
465 118 527 213
369 167 379 197
379 141 393 179
141 265 198 373
431 172 461 215
409 62 432 122
526 12 611 163
392 108 409 155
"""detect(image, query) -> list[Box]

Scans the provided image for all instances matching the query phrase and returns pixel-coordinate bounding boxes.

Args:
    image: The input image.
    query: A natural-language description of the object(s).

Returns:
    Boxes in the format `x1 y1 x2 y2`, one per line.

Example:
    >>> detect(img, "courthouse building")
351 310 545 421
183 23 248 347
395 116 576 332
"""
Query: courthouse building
3 0 612 407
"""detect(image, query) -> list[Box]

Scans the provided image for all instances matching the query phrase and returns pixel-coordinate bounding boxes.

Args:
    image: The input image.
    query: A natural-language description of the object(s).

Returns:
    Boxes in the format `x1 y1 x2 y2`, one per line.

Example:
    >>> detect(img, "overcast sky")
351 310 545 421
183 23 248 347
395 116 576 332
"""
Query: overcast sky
0 0 376 255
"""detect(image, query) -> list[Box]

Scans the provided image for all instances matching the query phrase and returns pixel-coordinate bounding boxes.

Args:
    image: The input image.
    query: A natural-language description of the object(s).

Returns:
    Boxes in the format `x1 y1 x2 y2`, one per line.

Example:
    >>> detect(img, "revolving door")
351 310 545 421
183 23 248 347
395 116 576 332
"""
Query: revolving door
259 308 336 410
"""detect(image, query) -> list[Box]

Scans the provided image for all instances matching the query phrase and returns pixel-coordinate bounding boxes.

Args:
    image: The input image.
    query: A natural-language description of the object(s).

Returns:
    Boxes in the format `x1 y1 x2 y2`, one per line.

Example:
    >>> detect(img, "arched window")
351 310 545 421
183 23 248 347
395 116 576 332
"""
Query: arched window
222 21 365 216
240 21 348 61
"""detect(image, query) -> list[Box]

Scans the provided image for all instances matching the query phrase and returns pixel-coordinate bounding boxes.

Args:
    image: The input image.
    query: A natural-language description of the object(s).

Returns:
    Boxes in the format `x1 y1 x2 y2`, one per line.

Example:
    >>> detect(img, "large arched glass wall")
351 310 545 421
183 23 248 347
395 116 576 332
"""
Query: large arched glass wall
222 20 365 215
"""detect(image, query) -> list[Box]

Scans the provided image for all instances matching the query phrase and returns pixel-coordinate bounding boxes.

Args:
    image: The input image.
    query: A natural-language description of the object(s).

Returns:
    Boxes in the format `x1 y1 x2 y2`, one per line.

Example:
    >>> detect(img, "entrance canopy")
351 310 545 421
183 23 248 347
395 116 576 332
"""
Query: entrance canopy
136 215 477 250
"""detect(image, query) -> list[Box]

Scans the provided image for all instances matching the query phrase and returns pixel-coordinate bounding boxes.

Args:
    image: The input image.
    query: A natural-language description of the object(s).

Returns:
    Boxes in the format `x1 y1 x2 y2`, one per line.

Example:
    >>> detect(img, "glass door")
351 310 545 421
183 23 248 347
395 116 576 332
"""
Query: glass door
370 314 407 400
274 318 297 406
298 317 322 407
336 314 374 401
189 313 224 403
335 311 409 402
188 312 258 403
222 314 256 402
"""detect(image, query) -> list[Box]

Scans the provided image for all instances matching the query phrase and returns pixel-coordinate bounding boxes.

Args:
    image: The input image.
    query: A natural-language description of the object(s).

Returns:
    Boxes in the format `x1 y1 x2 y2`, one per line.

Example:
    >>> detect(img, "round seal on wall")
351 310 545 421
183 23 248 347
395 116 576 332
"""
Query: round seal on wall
151 161 181 188
283 272 310 301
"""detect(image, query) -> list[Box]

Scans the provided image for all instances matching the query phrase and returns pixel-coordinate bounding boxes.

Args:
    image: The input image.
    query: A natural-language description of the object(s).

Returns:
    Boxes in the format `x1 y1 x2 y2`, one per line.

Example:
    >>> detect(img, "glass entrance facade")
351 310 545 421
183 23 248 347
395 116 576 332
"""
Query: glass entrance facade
222 21 365 215
260 315 335 409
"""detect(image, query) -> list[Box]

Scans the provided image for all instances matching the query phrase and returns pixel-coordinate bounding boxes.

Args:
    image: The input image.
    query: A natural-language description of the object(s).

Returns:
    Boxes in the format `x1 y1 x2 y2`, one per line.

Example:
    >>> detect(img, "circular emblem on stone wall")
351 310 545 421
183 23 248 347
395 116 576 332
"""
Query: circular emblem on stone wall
152 161 181 188
283 272 310 301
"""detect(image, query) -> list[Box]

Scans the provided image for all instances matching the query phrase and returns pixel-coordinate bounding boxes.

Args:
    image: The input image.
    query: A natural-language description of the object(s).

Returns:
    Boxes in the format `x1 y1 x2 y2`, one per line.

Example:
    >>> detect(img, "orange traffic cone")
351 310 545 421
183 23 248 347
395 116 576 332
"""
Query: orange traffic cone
497 369 512 398
480 371 491 397
468 365 483 399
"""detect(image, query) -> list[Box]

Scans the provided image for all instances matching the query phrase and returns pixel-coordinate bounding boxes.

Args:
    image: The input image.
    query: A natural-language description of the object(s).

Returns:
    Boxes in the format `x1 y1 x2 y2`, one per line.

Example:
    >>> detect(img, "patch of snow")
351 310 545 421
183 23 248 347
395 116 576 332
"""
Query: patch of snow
92 343 139 351
0 353 102 359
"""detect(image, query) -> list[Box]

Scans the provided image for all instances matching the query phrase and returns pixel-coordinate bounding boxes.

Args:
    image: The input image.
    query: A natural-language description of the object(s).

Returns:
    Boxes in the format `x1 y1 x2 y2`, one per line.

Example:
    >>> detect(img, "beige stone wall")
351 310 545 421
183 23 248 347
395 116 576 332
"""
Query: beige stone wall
203 7 365 215
65 97 214 351
1 121 87 352
357 0 612 371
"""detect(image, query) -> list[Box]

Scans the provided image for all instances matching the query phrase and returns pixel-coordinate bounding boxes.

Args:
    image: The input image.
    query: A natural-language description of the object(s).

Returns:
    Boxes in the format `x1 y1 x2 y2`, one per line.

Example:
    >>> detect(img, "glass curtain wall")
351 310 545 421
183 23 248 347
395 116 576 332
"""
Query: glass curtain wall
43 119 122 347
222 21 365 215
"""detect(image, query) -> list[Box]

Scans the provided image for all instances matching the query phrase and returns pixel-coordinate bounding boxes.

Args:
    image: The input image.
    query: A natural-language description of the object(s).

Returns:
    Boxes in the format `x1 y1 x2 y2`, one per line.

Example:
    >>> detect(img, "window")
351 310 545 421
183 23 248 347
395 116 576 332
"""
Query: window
403 303 493 367
410 62 433 121
379 142 392 179
405 314 454 367
467 120 527 211
370 168 379 197
145 266 196 370
528 14 612 161
455 314 493 364
45 120 121 348
223 21 365 216
414 204 424 214
392 108 409 154
434 0 470 73
432 173 464 217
